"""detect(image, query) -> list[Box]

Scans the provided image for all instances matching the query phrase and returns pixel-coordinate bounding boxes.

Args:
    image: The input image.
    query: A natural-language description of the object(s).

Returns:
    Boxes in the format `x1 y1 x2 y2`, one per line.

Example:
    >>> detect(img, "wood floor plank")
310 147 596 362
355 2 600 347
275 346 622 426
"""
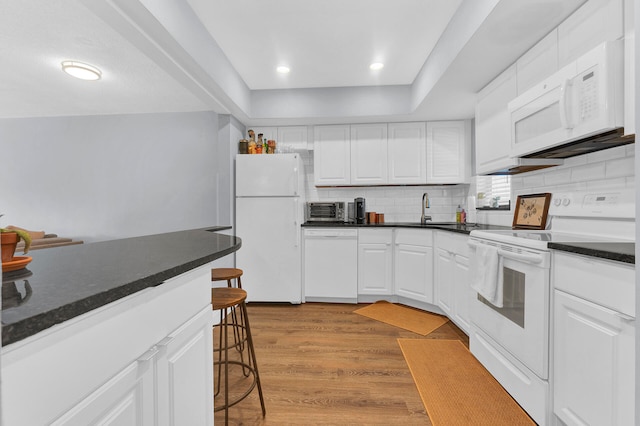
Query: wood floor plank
214 302 468 425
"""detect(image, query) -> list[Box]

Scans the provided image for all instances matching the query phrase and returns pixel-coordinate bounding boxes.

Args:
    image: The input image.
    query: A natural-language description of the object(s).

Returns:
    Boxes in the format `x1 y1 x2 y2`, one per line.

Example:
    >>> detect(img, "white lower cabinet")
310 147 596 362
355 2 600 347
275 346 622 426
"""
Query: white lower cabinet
358 229 394 296
2 266 214 426
552 252 635 426
434 231 472 333
394 229 434 304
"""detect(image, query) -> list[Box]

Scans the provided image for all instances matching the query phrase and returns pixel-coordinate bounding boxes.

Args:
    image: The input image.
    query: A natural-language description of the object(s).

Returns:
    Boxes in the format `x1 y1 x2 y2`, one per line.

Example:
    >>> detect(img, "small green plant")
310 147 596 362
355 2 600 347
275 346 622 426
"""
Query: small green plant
1 228 32 254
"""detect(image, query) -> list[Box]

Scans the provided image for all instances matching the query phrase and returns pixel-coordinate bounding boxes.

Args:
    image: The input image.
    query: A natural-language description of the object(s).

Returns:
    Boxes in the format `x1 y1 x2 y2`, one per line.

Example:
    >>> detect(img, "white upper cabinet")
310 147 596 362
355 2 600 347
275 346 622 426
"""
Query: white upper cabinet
313 125 351 186
558 0 623 67
516 30 559 95
624 0 635 135
350 123 388 185
387 122 427 184
277 126 309 150
475 65 518 175
426 120 470 184
251 126 308 150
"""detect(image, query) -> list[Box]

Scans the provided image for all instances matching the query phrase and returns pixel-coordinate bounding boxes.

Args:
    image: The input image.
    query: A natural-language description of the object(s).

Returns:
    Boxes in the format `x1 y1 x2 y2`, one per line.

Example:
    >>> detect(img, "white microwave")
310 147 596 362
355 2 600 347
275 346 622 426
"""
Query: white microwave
508 40 624 158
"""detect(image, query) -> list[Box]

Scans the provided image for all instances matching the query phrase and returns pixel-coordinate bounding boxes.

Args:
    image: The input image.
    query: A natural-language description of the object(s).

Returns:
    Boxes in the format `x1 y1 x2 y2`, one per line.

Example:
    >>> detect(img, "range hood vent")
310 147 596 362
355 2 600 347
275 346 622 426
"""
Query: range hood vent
485 158 564 176
522 128 634 159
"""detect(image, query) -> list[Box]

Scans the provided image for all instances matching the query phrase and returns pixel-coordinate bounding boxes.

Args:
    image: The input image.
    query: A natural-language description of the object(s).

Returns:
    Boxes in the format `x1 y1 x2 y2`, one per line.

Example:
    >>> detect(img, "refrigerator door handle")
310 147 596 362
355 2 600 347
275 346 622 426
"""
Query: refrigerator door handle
293 167 299 196
294 198 300 247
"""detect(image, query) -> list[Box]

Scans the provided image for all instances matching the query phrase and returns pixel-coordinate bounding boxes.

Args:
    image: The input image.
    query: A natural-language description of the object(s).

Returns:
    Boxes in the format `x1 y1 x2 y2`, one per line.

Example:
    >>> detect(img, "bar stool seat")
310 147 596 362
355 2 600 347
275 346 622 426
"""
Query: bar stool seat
211 267 243 288
212 287 265 424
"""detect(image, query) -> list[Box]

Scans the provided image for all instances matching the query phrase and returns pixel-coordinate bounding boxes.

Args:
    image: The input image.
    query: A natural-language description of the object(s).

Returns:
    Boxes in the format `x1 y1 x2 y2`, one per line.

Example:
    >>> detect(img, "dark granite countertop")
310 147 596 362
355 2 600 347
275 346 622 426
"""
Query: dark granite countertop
2 226 240 346
302 221 512 235
549 242 635 264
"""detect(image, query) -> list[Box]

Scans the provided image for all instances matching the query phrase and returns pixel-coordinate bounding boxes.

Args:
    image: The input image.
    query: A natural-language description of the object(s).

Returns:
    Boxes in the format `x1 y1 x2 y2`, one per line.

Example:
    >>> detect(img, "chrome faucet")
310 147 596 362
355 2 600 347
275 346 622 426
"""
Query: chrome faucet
421 193 432 224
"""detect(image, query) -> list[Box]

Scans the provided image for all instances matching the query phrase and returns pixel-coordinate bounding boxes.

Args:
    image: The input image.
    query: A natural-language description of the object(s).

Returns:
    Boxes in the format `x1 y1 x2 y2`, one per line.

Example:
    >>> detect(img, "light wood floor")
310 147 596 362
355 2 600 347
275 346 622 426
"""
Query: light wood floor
214 302 468 425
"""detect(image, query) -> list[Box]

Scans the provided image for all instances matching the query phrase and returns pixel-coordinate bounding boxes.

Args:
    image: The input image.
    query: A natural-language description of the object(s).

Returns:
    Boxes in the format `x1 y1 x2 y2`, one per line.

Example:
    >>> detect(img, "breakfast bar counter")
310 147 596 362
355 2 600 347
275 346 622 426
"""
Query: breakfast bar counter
2 226 241 346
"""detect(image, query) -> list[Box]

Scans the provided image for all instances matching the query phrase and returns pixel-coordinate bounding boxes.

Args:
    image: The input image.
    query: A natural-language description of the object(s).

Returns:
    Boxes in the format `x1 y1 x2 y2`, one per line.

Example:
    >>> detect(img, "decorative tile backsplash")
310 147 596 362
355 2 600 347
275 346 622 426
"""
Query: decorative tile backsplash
301 143 635 225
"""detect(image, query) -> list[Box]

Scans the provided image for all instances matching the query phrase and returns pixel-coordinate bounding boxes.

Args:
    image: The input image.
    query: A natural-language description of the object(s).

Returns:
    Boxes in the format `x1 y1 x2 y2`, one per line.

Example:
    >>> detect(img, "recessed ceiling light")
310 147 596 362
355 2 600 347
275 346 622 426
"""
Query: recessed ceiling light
61 61 102 81
276 65 290 74
369 62 384 71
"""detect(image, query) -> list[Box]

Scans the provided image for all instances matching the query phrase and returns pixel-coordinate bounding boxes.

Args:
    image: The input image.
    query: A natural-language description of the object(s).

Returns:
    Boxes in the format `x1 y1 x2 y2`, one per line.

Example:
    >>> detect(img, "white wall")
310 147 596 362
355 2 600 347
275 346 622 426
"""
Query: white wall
0 111 221 242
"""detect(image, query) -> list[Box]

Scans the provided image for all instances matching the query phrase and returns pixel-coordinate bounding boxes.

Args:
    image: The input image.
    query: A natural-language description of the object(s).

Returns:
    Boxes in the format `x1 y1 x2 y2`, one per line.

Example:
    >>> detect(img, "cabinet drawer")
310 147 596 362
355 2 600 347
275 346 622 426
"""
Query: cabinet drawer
553 251 635 317
435 231 469 256
358 228 393 244
395 228 433 246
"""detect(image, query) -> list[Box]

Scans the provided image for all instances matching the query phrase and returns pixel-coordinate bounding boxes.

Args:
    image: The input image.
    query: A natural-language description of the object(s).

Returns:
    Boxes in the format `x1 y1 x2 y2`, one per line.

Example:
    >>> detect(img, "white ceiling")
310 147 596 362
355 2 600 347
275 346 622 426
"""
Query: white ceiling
0 0 585 122
186 0 462 90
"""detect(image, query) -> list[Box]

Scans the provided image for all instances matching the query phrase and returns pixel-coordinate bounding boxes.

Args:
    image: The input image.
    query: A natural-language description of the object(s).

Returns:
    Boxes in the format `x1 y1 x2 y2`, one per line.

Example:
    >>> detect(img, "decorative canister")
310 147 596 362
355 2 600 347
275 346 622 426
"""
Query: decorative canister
239 139 249 154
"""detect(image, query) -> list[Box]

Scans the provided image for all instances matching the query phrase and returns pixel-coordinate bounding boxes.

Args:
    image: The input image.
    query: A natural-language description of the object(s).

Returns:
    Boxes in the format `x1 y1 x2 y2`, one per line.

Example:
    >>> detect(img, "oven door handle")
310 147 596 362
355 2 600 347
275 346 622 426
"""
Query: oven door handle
497 248 543 264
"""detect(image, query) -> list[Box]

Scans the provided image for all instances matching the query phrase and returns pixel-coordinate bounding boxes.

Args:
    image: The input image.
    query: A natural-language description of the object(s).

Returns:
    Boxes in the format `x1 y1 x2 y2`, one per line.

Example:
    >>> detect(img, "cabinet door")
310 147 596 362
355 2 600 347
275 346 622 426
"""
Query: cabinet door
394 230 433 304
553 290 635 426
516 30 559 95
387 122 427 184
452 254 471 334
350 123 388 185
558 0 623 66
313 125 351 186
426 121 469 183
434 247 454 315
358 229 393 295
51 355 156 426
475 65 518 175
277 126 308 150
156 307 214 426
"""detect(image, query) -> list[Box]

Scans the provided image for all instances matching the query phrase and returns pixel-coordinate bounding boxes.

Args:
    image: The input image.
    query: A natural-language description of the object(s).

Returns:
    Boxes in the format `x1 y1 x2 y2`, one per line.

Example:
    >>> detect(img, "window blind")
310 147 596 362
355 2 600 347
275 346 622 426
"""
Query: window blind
476 176 511 208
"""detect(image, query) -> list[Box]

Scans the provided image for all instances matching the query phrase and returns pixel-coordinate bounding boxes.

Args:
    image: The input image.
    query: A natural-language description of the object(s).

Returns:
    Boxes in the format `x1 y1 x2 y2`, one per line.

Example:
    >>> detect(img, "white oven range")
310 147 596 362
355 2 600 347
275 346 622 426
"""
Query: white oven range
468 190 634 425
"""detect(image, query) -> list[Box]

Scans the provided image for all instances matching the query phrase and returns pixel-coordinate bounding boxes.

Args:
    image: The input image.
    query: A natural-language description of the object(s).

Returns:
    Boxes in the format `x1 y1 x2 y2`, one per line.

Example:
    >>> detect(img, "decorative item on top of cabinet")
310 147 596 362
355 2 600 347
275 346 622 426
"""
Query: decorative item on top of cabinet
426 120 470 184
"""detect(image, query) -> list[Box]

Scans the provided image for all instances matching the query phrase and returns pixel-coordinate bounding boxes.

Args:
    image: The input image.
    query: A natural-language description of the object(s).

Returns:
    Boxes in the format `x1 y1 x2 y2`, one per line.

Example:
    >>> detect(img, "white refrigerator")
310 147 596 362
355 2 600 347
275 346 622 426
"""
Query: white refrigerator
235 153 304 303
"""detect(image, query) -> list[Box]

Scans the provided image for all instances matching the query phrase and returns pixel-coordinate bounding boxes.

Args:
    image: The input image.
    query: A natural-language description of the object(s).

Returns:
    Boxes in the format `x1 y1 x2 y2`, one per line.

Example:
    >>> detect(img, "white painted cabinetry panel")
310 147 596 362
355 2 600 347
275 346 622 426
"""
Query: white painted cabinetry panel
475 65 518 175
358 229 394 296
426 120 469 183
313 125 351 186
387 122 427 184
558 0 623 67
394 229 434 303
350 123 388 185
516 30 559 96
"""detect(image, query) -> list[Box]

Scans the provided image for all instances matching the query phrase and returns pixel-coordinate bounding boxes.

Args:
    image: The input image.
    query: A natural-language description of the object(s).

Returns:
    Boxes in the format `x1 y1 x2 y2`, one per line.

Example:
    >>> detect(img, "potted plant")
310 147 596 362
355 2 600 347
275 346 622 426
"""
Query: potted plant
1 228 32 263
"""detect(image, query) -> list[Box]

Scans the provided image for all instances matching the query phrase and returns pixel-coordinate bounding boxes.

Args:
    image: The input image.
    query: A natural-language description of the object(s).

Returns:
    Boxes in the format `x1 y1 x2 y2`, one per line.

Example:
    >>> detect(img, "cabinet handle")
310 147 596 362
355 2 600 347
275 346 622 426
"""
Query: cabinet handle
137 346 159 363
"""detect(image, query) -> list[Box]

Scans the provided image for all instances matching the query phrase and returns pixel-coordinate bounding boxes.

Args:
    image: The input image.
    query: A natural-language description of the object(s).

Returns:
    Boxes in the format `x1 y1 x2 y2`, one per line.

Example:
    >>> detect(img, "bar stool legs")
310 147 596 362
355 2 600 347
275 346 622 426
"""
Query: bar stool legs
212 287 265 424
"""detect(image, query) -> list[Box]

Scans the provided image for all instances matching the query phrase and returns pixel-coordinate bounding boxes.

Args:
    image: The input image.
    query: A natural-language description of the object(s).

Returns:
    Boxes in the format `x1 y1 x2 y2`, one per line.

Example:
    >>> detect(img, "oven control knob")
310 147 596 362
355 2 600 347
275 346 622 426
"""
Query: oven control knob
562 198 571 206
554 198 562 206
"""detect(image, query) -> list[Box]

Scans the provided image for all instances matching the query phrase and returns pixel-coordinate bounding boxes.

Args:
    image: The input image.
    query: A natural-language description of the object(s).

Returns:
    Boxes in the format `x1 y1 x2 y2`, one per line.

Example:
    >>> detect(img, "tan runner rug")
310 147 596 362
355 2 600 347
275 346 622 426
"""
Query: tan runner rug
354 300 449 335
398 339 536 426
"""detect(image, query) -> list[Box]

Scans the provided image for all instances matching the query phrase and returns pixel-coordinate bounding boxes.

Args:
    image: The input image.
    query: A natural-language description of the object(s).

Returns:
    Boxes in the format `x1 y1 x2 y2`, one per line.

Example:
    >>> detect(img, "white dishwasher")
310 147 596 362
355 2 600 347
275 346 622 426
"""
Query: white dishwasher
303 228 358 303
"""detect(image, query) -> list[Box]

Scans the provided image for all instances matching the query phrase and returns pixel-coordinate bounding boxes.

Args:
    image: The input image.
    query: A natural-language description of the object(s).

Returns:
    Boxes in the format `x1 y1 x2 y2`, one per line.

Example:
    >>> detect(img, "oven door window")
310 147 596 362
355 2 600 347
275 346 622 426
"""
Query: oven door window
478 265 525 328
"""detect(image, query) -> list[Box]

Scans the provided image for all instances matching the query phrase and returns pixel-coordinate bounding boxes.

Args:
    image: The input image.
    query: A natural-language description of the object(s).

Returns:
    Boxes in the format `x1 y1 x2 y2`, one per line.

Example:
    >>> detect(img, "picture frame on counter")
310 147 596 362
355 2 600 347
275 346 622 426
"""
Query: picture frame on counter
512 193 552 230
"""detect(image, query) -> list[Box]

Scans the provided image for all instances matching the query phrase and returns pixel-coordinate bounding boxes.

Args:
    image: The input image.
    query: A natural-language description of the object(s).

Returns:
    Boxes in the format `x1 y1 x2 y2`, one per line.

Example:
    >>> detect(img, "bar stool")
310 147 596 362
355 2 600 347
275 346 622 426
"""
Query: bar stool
212 268 245 358
211 267 243 288
212 287 266 424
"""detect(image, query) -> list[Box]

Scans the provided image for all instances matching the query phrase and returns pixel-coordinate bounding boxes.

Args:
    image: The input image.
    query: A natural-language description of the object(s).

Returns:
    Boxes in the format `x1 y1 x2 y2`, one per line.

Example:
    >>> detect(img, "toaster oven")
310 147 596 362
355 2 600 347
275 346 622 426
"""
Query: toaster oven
306 202 346 222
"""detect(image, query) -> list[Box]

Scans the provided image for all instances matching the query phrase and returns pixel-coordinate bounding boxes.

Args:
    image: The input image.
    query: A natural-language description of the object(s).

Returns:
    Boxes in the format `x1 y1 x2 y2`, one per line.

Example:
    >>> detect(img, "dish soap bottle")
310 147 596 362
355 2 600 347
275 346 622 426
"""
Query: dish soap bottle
456 205 462 223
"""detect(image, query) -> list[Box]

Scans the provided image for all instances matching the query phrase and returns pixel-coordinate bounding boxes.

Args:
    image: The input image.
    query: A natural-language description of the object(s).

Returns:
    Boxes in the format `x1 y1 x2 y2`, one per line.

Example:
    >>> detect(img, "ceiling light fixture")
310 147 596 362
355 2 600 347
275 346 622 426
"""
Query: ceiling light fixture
369 62 384 71
61 61 102 81
276 65 290 74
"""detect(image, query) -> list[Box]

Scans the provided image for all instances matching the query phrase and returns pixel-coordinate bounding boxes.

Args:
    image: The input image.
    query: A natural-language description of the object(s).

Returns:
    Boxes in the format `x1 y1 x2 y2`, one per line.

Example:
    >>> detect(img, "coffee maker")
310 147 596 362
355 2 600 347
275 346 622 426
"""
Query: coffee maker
355 197 366 224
